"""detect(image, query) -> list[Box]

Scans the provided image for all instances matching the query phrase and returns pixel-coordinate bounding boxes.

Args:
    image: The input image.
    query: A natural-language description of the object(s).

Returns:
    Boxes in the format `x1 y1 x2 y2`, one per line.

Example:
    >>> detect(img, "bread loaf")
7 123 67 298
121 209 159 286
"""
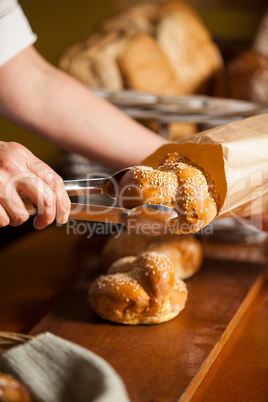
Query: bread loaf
59 30 133 91
89 231 202 324
226 51 268 102
118 152 220 234
101 3 158 35
118 33 185 95
60 0 223 96
102 230 202 279
89 251 188 325
221 10 268 102
59 1 223 140
156 6 222 94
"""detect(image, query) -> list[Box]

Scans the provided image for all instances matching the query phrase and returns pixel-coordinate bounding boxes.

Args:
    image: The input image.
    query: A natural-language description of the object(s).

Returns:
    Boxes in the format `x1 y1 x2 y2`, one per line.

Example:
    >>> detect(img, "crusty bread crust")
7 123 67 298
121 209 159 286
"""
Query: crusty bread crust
118 153 220 234
89 251 188 325
102 230 202 279
88 231 202 325
59 1 223 96
118 33 185 95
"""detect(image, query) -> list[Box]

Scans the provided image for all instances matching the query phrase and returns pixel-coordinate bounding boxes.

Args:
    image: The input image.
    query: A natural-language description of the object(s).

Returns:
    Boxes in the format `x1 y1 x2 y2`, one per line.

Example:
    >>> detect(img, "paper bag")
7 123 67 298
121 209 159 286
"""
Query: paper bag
143 113 268 224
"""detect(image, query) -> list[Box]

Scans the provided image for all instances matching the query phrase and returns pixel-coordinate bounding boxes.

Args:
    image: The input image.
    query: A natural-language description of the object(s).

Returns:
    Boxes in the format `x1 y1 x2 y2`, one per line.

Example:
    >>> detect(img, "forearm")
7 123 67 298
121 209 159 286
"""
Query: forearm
0 46 167 169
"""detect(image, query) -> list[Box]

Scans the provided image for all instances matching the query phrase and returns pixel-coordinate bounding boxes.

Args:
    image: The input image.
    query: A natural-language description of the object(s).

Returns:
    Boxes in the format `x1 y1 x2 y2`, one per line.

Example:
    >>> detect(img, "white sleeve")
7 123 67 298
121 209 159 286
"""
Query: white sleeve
0 1 37 67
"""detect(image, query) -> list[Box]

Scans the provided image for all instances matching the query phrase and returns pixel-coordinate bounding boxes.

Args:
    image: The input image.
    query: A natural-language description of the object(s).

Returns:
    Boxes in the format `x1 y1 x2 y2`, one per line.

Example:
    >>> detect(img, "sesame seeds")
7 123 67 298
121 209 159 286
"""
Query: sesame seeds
90 252 186 325
125 154 219 227
89 153 214 323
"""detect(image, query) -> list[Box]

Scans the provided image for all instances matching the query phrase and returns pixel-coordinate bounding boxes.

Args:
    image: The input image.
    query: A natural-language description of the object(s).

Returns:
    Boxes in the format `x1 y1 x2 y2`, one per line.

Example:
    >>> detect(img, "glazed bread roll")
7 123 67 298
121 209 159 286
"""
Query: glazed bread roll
118 152 220 234
89 251 187 325
102 231 202 279
88 231 202 325
0 372 31 402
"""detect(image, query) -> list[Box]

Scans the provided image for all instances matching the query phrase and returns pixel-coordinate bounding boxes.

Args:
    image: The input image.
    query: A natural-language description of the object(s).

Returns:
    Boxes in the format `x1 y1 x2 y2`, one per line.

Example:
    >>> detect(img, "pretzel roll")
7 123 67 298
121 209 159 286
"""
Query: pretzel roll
118 152 220 234
0 372 31 402
102 231 202 279
89 252 187 325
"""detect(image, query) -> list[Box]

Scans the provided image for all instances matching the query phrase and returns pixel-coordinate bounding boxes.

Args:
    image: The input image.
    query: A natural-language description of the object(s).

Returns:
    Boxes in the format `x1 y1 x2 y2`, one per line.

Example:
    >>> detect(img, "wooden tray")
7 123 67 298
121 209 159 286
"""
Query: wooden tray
1 226 267 401
30 256 267 402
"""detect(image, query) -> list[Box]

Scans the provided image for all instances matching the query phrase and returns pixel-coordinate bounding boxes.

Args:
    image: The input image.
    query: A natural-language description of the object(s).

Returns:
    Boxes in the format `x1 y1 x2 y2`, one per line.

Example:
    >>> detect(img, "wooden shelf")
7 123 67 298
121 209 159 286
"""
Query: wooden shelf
0 225 267 401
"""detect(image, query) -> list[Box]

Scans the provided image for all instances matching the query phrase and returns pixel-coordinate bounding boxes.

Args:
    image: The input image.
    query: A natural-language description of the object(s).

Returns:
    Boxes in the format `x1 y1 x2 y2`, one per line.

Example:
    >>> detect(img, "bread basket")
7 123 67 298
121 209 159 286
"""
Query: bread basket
0 332 33 357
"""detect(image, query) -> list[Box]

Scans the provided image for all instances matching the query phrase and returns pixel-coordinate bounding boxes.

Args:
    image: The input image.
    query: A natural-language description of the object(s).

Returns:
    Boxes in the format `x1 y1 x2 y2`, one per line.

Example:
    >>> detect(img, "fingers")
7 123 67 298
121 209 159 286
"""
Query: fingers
14 172 57 230
27 158 70 225
0 204 10 227
0 141 70 230
0 184 30 227
45 173 70 225
0 172 30 227
3 169 68 230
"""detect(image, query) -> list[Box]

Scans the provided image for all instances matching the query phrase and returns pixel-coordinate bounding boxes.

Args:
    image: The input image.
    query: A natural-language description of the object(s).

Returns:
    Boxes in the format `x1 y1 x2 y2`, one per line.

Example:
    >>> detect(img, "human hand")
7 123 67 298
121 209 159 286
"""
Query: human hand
0 141 70 229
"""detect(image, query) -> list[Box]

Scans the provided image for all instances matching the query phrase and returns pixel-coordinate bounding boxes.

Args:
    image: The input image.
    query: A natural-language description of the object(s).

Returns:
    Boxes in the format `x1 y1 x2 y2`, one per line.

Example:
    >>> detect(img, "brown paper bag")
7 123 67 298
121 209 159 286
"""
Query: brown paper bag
143 113 268 225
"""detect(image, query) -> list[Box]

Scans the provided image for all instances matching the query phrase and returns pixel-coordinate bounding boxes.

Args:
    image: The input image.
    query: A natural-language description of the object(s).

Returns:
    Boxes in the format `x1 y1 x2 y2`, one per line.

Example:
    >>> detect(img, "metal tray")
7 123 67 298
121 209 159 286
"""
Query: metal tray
91 88 268 126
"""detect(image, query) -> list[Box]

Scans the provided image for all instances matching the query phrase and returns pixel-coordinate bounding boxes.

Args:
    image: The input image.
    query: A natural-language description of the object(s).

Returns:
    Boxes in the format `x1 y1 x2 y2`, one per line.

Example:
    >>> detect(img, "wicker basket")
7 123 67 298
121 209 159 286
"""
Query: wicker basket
0 332 33 357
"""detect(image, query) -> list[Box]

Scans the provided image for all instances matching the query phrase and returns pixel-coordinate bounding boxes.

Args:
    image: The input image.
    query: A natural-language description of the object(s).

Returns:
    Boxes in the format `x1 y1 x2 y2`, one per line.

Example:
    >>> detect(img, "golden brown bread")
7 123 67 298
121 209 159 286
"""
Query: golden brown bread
143 120 198 142
89 230 202 324
102 230 149 268
89 223 203 325
59 1 223 142
0 372 31 402
156 7 222 94
89 251 188 325
59 29 133 91
118 33 185 95
218 10 268 102
167 122 198 141
60 0 223 97
101 3 158 35
118 152 220 234
102 230 202 279
226 51 268 103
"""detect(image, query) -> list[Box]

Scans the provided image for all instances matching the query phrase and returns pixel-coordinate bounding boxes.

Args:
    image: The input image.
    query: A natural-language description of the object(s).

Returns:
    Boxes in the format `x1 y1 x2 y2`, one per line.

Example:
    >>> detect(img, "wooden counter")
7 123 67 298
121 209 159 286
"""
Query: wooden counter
0 225 267 401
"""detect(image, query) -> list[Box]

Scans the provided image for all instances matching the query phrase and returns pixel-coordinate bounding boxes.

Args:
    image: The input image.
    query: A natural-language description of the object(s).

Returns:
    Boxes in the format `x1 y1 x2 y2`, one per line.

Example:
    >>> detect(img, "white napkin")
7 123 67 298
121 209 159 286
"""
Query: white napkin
0 332 129 402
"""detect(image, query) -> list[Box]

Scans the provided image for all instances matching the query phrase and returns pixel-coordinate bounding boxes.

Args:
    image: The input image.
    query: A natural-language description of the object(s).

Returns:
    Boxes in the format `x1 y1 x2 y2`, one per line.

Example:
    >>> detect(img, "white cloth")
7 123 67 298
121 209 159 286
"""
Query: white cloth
0 0 37 66
0 332 130 402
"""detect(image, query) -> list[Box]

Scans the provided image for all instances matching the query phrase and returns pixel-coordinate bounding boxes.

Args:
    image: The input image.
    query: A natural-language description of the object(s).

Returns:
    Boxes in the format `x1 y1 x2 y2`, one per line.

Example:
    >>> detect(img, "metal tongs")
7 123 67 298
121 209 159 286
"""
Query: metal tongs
26 168 178 235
